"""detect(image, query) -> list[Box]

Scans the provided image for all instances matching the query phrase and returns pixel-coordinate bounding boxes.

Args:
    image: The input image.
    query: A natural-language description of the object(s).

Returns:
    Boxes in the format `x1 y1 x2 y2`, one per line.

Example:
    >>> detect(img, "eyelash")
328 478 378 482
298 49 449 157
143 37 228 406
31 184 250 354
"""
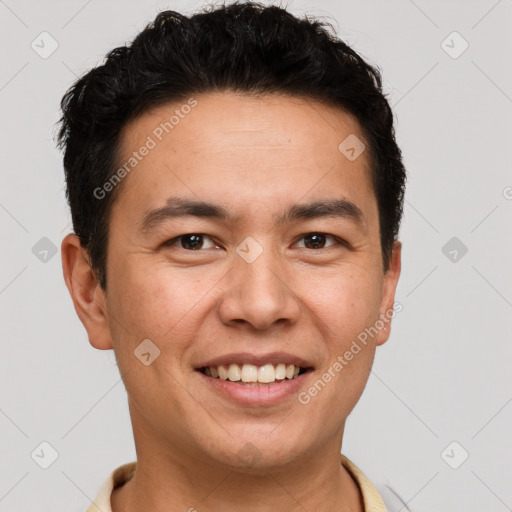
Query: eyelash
163 232 347 251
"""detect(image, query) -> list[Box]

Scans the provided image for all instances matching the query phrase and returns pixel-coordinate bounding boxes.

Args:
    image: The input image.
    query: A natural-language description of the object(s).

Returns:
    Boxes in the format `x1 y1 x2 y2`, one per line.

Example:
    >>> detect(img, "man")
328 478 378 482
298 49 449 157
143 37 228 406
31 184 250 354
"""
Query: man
58 2 406 510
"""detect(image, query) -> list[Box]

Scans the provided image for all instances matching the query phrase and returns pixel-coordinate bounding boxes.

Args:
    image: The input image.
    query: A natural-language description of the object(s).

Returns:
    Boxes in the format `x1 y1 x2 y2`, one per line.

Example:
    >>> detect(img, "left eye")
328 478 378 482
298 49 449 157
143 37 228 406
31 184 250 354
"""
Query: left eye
294 232 341 250
163 232 342 251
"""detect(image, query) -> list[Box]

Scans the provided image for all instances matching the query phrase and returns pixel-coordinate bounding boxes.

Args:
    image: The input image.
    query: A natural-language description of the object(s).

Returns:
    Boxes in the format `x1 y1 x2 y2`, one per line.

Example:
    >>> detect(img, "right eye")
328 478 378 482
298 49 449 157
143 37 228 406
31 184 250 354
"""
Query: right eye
163 233 219 251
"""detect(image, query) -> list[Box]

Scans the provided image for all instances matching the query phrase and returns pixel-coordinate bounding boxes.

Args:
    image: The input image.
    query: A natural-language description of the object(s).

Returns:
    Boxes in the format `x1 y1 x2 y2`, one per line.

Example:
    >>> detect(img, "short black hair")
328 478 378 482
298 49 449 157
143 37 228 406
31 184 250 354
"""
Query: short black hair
57 0 406 290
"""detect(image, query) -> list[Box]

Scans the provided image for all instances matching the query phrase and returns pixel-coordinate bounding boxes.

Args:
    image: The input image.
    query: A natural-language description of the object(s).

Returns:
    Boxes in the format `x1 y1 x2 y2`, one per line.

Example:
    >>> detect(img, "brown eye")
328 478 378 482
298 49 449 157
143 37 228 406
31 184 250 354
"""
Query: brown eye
164 234 217 250
295 233 342 250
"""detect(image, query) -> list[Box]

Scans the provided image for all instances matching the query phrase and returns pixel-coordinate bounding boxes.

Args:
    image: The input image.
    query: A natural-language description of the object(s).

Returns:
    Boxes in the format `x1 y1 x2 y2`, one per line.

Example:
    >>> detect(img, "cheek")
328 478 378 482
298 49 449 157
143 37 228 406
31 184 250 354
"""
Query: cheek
110 257 185 334
108 257 226 359
303 265 382 341
106 261 197 387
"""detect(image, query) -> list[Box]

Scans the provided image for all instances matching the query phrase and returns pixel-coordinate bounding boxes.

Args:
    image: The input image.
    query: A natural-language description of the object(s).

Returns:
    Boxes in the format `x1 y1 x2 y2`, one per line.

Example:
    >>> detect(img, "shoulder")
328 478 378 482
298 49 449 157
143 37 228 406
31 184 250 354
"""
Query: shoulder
340 454 411 512
85 462 136 512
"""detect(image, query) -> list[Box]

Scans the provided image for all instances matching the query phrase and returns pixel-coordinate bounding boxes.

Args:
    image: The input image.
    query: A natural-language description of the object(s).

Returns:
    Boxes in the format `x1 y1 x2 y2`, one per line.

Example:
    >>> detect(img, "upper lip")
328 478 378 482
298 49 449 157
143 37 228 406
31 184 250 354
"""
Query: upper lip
195 352 314 369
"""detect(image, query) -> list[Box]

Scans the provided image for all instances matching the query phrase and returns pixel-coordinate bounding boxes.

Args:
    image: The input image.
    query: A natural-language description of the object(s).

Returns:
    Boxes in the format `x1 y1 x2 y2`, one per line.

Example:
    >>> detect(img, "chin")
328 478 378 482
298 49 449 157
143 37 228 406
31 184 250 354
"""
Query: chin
198 425 308 471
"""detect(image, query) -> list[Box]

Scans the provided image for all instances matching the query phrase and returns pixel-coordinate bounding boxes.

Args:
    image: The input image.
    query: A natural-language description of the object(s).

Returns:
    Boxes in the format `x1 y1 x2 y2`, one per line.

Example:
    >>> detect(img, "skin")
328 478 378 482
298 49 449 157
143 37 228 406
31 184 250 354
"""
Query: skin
62 91 401 512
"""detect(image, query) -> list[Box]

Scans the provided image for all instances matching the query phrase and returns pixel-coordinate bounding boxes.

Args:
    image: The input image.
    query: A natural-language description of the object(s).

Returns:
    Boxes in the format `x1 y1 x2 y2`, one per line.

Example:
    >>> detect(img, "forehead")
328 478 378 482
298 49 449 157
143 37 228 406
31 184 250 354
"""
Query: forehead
112 91 376 231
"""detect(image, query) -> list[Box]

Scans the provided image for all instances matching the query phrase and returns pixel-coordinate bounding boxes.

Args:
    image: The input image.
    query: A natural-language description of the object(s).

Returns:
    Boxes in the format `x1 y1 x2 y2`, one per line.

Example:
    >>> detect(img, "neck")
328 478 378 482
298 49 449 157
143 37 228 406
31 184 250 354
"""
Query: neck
111 414 363 512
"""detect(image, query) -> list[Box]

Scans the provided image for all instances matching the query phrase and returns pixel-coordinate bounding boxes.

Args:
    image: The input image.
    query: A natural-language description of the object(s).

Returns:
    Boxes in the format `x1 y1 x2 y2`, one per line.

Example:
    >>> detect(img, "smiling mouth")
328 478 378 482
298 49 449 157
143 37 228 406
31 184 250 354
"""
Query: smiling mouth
197 363 313 386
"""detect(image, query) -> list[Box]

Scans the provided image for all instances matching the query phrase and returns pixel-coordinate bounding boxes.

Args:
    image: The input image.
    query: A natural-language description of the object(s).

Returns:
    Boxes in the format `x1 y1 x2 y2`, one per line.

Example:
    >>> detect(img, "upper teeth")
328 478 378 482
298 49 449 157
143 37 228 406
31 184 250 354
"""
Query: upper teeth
203 363 301 383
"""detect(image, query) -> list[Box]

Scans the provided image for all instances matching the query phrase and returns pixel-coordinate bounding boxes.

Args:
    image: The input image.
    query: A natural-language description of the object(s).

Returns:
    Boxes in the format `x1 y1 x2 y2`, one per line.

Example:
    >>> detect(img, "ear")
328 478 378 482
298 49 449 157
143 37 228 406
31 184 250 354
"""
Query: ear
375 240 402 347
61 233 113 350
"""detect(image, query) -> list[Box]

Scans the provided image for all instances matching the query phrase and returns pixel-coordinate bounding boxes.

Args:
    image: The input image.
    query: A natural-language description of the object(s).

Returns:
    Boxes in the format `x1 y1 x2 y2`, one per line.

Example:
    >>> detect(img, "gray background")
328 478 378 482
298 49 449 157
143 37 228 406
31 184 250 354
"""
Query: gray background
1 0 511 510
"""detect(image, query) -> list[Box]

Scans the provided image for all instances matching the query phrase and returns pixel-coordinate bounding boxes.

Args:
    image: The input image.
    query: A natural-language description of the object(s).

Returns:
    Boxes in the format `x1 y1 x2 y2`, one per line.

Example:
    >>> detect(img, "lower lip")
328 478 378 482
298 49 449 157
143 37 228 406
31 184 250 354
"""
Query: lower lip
195 370 313 406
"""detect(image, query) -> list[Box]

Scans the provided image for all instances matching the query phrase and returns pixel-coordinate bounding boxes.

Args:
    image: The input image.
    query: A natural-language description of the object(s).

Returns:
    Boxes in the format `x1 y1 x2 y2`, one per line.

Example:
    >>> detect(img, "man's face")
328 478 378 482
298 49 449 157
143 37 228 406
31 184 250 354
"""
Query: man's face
90 92 400 468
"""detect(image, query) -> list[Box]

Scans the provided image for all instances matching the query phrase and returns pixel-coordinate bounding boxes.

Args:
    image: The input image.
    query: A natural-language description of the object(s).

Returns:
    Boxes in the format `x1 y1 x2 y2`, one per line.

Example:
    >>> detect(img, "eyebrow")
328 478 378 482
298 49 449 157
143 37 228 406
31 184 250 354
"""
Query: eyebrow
139 196 368 234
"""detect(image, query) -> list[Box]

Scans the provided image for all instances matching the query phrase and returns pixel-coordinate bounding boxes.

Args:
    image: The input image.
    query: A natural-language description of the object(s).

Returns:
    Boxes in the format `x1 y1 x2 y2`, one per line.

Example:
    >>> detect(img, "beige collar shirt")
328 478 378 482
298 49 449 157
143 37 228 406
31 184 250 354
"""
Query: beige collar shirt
86 454 389 512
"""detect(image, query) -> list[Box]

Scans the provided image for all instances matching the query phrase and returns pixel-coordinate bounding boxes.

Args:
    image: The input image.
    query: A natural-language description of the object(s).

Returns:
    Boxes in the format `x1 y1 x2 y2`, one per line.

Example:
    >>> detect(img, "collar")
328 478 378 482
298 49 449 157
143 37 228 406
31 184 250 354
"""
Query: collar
86 454 388 512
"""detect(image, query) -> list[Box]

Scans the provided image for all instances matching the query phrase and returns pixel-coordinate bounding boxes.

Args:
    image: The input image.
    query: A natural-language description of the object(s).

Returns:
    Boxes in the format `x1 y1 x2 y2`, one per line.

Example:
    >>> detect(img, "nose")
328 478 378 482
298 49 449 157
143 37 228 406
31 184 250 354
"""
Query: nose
216 245 301 331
